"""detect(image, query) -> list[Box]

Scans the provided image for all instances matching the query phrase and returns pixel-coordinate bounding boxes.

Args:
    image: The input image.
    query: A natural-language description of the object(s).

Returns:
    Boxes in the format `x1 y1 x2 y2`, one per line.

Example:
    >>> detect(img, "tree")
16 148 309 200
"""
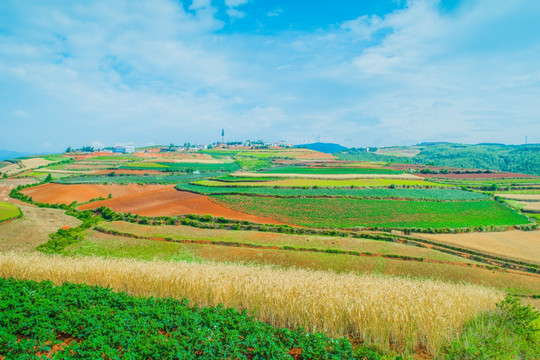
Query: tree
65 147 72 153
44 173 53 183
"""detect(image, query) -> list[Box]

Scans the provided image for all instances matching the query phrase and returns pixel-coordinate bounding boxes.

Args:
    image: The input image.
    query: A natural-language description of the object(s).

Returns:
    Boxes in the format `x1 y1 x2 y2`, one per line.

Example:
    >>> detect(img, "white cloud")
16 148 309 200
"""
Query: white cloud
226 8 245 19
225 0 249 8
190 0 211 10
267 8 282 17
1 0 540 151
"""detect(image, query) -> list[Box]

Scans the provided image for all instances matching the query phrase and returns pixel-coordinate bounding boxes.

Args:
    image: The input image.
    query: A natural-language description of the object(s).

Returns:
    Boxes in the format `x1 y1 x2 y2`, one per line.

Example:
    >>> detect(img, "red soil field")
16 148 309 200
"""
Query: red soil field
21 184 167 205
79 188 283 224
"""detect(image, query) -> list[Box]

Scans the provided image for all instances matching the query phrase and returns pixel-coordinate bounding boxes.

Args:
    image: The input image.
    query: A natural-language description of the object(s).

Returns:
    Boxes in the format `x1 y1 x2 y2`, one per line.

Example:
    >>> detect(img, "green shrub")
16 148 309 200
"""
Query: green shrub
443 295 539 359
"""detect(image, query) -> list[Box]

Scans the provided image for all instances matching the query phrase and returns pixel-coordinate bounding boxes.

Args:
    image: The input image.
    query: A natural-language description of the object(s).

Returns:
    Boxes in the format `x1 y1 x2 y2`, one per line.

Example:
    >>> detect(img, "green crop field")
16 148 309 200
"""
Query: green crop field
0 202 21 222
196 178 447 188
1 277 355 359
260 166 403 175
97 221 476 263
177 183 488 200
212 196 530 229
56 173 220 185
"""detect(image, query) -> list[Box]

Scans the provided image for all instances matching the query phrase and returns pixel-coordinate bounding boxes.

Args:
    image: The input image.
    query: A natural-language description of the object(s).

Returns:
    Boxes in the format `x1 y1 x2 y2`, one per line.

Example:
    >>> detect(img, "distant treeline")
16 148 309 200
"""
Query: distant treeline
337 144 540 175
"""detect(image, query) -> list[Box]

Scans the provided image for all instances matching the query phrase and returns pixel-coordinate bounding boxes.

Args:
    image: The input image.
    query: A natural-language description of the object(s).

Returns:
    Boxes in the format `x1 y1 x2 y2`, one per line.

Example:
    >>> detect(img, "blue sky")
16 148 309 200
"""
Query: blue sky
1 0 539 152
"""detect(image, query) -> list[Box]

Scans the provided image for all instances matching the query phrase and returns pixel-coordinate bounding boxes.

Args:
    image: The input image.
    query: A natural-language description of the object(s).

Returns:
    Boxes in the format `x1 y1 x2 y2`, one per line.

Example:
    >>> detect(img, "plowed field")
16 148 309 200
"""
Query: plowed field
21 184 166 204
76 187 283 224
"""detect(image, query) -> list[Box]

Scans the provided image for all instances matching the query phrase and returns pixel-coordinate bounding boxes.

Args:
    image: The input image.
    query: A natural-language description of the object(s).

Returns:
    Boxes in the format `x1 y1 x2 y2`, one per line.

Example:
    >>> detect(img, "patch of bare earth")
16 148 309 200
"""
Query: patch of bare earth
21 183 167 205
75 187 283 224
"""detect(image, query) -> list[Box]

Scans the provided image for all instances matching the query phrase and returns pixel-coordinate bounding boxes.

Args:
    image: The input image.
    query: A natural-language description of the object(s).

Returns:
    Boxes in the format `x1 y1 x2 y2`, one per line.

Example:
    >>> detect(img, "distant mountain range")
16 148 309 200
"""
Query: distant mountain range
294 142 347 154
0 149 32 161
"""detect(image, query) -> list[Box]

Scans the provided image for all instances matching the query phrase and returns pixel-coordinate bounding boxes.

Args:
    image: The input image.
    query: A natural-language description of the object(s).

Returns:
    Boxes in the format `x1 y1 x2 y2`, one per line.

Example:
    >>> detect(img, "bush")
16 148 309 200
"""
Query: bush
443 295 539 359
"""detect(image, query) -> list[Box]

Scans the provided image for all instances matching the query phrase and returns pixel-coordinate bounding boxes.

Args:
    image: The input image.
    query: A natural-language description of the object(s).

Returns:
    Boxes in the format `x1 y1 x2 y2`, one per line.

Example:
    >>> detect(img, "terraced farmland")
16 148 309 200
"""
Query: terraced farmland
197 178 445 188
177 183 488 200
212 196 530 229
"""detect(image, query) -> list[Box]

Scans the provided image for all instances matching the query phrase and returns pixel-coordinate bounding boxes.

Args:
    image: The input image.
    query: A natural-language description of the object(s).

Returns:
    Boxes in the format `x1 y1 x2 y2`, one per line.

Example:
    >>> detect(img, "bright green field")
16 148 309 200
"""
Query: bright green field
211 196 530 229
177 183 488 200
0 202 21 222
197 178 446 188
260 166 402 175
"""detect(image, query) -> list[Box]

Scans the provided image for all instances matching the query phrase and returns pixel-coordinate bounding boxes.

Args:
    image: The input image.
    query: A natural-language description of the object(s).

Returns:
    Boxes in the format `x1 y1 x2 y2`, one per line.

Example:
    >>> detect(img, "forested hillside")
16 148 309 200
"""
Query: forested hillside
337 144 540 175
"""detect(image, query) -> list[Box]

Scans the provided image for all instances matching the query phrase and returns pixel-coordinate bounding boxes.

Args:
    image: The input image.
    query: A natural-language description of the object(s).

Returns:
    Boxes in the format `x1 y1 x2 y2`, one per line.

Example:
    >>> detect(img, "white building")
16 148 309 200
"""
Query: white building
125 145 135 153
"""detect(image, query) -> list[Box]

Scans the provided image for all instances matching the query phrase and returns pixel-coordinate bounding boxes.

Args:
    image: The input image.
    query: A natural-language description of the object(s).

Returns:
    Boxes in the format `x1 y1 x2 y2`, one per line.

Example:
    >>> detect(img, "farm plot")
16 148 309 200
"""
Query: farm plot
78 187 283 224
1 277 354 359
197 178 445 188
98 221 476 263
414 231 540 265
232 172 419 180
211 196 531 229
62 230 540 296
21 183 168 205
259 166 403 175
56 172 220 185
0 252 503 355
178 183 488 200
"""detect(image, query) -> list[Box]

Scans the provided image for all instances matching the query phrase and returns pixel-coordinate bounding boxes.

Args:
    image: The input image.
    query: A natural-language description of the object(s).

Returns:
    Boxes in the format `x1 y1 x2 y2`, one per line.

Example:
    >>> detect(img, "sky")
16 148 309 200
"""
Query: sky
1 0 539 152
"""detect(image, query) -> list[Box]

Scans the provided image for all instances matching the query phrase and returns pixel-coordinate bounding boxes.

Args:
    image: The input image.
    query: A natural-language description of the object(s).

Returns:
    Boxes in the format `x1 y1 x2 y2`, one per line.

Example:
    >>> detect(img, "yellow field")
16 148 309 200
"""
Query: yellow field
414 230 540 265
0 253 502 355
198 178 445 188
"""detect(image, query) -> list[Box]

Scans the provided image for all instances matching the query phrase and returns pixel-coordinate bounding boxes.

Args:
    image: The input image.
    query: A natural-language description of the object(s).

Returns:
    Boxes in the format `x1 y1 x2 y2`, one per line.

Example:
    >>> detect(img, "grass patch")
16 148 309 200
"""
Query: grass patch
211 196 531 229
443 295 539 359
65 230 197 262
0 202 21 222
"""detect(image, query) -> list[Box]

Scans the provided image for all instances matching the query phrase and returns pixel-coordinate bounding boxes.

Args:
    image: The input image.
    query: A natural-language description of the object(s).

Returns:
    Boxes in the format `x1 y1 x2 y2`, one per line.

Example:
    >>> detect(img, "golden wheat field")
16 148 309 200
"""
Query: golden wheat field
0 252 503 355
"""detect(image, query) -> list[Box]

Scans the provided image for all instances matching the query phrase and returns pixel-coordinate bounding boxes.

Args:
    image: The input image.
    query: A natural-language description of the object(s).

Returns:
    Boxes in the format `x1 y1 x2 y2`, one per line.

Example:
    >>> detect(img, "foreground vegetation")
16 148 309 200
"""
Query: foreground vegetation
0 277 359 359
0 252 502 356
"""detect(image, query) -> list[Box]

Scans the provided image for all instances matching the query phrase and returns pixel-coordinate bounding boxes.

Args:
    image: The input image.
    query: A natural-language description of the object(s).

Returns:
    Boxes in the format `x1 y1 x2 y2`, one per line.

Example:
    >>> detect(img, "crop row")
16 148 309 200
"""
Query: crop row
176 183 488 201
0 277 359 359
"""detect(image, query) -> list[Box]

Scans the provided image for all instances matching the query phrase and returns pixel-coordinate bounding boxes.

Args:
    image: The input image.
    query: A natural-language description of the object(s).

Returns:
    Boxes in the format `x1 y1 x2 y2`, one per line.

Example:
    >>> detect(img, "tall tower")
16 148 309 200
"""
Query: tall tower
221 128 224 144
